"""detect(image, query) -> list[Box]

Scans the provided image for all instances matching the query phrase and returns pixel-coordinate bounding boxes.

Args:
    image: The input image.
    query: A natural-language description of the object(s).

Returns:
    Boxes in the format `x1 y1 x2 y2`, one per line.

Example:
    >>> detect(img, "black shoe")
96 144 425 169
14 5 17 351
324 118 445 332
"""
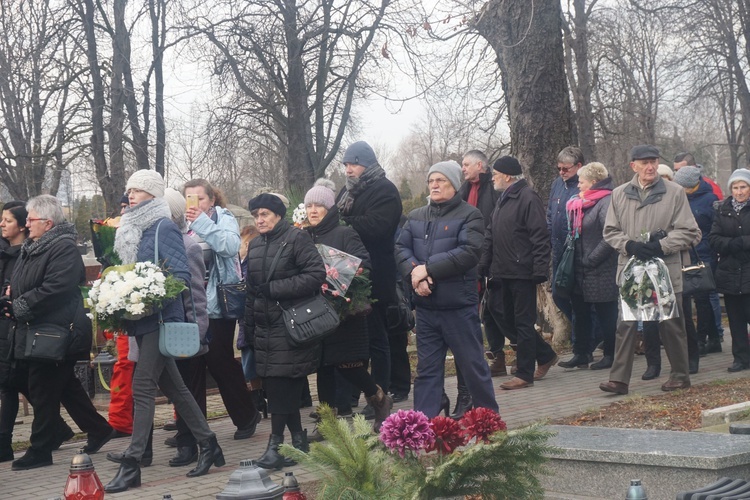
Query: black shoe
390 392 409 403
187 436 225 477
590 355 613 370
706 338 722 354
256 434 285 470
359 404 375 420
11 449 52 470
641 365 661 380
336 407 353 418
699 341 708 357
111 429 131 439
449 387 472 420
234 411 262 440
51 426 75 451
107 450 153 467
82 428 115 454
169 445 198 467
350 396 360 408
164 435 178 448
557 354 591 369
162 419 177 431
104 457 141 493
284 429 309 467
728 362 750 373
440 393 450 417
0 448 13 462
689 358 699 375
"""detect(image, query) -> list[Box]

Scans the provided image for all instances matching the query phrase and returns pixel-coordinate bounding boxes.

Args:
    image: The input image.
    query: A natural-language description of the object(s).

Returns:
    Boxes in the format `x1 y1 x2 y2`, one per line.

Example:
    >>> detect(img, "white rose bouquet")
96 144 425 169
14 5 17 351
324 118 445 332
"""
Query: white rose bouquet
88 262 186 331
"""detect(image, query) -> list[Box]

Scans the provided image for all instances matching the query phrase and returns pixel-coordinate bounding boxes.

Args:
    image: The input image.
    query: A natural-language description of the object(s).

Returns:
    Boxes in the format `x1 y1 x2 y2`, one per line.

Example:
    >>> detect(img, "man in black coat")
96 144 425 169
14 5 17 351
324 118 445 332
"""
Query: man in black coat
480 157 558 390
336 141 402 400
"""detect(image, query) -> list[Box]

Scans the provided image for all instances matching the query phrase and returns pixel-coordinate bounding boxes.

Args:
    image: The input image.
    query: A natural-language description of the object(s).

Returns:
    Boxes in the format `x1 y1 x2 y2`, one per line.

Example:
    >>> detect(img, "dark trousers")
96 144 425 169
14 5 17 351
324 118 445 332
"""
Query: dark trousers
0 363 20 451
174 356 208 447
571 295 617 358
317 364 378 406
414 306 498 418
500 278 557 383
725 294 750 366
684 292 720 345
388 331 411 396
24 360 110 453
642 322 662 368
179 318 256 428
367 303 391 393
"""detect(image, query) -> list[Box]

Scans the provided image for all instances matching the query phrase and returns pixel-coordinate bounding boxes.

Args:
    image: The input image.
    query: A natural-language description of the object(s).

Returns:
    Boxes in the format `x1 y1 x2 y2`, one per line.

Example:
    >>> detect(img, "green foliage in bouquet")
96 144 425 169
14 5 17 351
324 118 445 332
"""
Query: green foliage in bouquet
281 405 557 500
327 269 375 320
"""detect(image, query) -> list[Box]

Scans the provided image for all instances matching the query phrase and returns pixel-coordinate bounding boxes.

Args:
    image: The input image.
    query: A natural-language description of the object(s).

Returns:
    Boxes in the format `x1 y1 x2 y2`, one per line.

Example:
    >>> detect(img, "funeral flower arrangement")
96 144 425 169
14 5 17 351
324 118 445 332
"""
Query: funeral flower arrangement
317 244 373 319
281 406 554 499
292 202 308 228
88 262 186 331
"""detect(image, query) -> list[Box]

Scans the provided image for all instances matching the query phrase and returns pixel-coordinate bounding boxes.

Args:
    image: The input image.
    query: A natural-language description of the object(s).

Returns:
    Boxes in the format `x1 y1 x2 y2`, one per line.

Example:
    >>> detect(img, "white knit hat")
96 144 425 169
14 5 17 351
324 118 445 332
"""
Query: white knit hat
728 168 750 191
126 170 165 198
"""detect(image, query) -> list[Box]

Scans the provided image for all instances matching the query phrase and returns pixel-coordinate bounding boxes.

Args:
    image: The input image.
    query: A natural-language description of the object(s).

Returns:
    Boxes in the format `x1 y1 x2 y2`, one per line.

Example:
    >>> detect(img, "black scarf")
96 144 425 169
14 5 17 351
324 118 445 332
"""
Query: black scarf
337 164 386 215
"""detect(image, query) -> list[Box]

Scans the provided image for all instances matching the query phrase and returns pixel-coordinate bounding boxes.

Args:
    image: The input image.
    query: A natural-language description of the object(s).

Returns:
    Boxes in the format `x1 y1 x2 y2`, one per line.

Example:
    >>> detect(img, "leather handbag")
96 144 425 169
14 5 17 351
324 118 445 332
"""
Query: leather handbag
554 233 576 298
153 220 200 359
265 231 340 348
682 254 716 296
216 280 246 320
24 322 72 362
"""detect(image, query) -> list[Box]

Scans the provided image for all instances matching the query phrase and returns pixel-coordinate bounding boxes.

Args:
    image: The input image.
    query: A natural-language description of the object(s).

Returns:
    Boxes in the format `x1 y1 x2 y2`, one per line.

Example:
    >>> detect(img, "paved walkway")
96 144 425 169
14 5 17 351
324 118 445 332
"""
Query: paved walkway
0 340 745 499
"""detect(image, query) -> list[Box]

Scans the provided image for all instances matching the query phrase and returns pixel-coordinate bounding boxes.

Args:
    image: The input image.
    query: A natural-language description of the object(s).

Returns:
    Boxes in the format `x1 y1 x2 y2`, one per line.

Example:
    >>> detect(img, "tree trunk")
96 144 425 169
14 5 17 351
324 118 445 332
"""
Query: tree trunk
475 0 575 342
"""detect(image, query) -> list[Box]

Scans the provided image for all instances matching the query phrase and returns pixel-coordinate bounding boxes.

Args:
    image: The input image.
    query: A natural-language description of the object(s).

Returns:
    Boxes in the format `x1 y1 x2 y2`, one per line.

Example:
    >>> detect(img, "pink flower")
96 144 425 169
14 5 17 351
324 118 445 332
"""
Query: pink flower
427 416 467 454
379 409 435 458
321 283 329 291
459 408 506 443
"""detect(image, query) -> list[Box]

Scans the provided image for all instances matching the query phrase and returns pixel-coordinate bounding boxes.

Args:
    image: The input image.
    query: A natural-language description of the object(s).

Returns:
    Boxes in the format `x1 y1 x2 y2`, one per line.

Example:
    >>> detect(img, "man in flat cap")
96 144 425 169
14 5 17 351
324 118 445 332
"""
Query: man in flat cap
479 156 558 390
600 145 700 395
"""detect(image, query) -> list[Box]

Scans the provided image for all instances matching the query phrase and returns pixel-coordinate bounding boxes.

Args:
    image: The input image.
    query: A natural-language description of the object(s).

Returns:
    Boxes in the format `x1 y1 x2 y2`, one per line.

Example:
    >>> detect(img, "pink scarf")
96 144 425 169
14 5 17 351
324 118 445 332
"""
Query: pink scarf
566 189 611 236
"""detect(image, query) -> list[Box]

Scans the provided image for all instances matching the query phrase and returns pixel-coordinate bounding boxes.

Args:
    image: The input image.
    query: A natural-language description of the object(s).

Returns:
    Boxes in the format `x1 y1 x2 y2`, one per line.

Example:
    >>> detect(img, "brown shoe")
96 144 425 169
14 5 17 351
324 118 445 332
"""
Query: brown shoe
599 381 629 395
661 379 690 392
499 377 533 390
533 355 559 381
490 355 508 377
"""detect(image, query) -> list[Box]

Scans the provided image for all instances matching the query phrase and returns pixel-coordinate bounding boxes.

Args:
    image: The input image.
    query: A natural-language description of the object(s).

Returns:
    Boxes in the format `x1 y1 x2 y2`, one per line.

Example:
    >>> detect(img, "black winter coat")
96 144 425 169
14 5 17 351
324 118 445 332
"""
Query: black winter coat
0 242 20 382
337 176 402 304
709 198 750 295
547 175 580 269
458 170 501 229
571 178 618 302
396 194 484 310
306 206 371 366
245 219 326 378
480 180 551 281
11 222 91 361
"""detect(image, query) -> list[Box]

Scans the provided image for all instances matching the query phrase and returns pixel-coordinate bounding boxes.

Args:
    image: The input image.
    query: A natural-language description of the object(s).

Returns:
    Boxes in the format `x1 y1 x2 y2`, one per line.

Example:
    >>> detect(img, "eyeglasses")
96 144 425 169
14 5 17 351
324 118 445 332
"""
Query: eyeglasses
557 166 571 173
27 218 49 223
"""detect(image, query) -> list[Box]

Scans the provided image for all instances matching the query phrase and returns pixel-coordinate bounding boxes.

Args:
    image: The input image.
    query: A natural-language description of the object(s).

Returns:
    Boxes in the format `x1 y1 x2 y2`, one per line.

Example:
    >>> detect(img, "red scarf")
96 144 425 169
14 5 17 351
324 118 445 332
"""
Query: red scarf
566 189 611 236
467 179 481 207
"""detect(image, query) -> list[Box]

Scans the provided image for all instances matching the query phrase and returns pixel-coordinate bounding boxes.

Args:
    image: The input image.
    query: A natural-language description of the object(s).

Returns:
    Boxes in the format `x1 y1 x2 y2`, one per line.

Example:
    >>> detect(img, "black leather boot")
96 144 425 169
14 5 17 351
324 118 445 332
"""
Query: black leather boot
449 385 472 420
104 457 141 493
186 436 225 477
284 429 309 467
558 353 591 369
256 434 285 470
107 449 153 467
706 338 722 354
169 445 198 467
440 393 450 417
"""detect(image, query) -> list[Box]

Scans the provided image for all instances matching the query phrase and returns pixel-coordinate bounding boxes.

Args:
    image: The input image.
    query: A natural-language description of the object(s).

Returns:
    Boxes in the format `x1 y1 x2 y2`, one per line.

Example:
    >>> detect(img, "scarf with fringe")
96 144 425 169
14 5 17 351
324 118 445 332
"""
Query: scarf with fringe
566 189 611 237
114 198 171 264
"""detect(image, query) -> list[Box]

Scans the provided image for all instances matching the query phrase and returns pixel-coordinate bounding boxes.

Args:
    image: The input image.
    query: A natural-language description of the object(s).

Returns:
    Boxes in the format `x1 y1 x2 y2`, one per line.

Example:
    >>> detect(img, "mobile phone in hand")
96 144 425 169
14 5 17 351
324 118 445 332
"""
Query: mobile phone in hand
186 194 199 210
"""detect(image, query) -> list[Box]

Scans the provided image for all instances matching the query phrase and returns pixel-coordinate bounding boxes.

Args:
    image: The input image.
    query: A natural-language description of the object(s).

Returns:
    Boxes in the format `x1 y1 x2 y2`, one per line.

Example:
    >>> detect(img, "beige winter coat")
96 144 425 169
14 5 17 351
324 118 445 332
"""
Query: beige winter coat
603 175 701 294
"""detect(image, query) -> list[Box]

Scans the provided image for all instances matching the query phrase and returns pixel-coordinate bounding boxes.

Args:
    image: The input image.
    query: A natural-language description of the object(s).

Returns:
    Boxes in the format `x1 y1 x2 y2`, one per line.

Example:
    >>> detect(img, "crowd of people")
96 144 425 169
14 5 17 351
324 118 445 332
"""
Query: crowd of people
0 139 748 494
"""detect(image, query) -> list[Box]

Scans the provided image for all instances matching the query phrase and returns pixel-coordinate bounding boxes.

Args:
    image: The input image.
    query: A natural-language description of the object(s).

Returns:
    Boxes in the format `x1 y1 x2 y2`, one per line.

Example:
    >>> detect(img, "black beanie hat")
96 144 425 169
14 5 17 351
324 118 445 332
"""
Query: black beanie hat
248 193 287 218
492 156 522 175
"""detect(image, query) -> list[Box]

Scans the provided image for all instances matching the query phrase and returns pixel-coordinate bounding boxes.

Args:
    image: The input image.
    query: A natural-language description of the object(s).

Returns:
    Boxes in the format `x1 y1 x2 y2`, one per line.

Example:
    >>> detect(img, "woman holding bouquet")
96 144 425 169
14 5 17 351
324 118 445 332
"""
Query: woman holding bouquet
105 170 222 493
304 179 393 434
245 193 326 470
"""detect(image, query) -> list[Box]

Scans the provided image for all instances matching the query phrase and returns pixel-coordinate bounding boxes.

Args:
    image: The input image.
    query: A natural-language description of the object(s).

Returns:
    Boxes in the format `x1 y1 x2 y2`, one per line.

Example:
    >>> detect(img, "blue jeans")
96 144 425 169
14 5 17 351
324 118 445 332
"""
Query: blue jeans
241 348 257 382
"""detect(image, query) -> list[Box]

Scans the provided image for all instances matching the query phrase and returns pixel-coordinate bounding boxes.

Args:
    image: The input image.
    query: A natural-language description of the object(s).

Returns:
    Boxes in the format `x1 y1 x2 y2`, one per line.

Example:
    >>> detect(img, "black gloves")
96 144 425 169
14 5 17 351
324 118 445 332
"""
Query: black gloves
256 283 271 297
533 275 547 284
626 240 663 261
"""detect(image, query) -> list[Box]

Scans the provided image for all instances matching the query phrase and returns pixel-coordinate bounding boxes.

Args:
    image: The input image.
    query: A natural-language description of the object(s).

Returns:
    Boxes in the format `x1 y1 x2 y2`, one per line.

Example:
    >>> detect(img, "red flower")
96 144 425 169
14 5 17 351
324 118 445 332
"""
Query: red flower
459 408 506 443
427 416 467 454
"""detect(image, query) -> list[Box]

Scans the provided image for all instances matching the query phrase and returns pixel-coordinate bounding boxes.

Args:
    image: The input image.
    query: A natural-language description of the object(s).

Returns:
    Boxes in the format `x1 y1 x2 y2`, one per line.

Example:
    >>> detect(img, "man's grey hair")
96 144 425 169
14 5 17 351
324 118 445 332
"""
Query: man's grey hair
510 173 525 182
557 146 584 166
464 150 489 170
26 194 65 226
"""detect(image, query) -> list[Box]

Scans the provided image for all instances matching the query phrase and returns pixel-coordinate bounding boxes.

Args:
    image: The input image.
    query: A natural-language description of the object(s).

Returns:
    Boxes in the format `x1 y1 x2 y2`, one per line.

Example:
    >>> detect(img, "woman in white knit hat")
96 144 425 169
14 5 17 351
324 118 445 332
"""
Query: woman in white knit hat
105 170 223 493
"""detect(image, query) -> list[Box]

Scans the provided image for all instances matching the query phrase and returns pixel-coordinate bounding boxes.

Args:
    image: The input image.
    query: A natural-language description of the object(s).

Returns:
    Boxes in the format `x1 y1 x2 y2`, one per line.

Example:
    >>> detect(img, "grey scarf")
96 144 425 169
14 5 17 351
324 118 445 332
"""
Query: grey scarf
337 164 386 215
114 198 171 264
21 221 77 258
732 198 748 215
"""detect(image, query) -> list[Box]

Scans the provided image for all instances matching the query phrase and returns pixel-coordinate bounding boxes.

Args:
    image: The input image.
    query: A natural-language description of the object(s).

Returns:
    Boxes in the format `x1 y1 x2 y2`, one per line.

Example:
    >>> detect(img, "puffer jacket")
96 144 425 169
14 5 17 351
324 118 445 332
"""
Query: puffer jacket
0 242 20 380
396 193 484 310
709 198 750 295
686 178 718 265
480 179 550 281
337 176 402 304
11 222 91 361
571 177 618 302
306 206 371 366
245 219 326 378
604 175 701 294
547 174 579 269
189 206 241 319
124 218 190 337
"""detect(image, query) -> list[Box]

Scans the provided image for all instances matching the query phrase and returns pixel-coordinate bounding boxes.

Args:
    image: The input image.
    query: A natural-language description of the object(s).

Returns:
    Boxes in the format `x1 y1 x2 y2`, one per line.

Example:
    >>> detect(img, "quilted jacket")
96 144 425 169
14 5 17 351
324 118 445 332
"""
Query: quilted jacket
709 198 750 295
